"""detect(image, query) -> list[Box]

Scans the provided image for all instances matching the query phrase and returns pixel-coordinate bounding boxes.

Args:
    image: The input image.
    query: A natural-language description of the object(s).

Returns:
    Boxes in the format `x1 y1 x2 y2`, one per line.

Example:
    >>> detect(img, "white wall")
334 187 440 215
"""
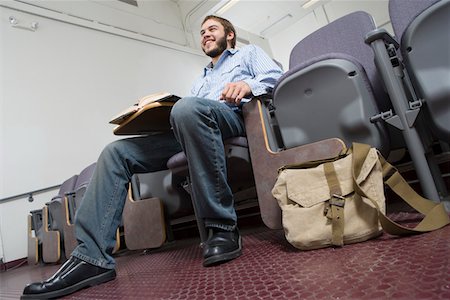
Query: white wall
0 5 208 262
269 10 325 70
19 0 189 47
0 6 5 262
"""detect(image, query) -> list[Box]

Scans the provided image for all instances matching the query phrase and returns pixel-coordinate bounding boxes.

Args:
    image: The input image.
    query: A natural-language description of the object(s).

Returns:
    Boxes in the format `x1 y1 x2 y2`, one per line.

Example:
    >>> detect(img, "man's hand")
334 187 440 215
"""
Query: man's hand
220 81 252 105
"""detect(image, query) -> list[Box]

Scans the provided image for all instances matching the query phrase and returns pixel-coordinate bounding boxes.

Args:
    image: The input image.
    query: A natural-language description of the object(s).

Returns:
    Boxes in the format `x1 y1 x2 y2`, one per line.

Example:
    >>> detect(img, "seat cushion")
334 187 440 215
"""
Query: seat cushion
166 151 187 170
166 137 248 170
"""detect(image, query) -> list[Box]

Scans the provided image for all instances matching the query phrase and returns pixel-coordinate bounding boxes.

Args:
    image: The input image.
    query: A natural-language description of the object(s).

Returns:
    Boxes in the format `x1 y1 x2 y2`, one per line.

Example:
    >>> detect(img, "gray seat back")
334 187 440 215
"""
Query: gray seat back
30 209 44 242
273 11 391 156
68 163 96 222
389 0 450 142
47 175 78 232
131 170 192 219
56 175 78 198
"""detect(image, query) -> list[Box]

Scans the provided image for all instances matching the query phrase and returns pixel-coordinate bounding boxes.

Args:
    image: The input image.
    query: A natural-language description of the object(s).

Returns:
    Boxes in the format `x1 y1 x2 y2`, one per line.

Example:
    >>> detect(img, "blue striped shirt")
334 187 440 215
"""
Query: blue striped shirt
190 45 283 105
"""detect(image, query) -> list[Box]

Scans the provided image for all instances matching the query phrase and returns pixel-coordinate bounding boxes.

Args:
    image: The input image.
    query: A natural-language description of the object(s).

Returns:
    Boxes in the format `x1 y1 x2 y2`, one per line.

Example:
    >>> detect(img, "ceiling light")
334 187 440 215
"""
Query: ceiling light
216 0 240 16
260 14 293 36
302 0 320 9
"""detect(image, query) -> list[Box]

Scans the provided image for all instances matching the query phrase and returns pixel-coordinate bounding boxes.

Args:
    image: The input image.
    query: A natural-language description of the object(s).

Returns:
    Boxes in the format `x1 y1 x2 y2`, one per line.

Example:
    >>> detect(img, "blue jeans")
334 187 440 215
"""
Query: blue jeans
72 97 246 269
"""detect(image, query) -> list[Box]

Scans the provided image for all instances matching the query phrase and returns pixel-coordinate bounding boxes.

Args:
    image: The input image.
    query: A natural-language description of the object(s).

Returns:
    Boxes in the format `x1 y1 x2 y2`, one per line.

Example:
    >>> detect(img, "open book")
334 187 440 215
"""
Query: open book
109 92 180 125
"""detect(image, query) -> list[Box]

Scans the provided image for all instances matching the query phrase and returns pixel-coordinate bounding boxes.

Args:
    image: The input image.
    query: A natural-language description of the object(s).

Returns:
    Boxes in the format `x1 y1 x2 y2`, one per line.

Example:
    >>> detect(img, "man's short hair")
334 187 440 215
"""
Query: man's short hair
202 15 236 48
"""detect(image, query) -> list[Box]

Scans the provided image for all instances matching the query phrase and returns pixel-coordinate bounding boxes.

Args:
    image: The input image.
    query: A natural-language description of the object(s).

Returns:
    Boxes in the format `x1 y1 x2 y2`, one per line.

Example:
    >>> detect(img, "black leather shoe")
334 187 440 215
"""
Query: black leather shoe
21 256 116 299
203 228 242 267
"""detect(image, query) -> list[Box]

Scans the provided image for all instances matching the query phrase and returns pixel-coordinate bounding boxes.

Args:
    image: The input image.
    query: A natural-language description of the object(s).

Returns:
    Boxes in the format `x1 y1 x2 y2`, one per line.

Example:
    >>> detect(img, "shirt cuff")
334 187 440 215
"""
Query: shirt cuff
244 79 269 97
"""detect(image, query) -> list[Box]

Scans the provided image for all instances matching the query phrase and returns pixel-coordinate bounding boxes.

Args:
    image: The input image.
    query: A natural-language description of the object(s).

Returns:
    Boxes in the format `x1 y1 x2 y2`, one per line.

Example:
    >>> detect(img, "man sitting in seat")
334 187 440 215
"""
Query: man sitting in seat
22 15 283 299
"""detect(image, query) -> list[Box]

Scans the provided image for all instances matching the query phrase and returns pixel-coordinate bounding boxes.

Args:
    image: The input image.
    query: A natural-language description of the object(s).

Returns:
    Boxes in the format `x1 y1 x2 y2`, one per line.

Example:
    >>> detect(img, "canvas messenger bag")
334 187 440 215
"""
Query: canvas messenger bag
272 143 450 250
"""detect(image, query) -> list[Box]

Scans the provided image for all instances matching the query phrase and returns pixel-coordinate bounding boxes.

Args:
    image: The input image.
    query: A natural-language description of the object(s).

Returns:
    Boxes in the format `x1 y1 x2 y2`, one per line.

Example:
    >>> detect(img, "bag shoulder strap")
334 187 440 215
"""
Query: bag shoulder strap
352 143 450 236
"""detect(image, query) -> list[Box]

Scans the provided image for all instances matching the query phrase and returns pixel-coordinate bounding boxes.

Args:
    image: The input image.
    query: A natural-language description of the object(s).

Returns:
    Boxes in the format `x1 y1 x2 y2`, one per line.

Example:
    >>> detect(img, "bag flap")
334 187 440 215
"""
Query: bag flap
283 149 379 208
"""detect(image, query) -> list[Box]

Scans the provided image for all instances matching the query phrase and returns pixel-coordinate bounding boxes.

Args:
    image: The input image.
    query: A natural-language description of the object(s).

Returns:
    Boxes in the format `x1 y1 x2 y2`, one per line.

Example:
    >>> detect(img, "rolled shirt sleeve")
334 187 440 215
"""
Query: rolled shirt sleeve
242 45 283 97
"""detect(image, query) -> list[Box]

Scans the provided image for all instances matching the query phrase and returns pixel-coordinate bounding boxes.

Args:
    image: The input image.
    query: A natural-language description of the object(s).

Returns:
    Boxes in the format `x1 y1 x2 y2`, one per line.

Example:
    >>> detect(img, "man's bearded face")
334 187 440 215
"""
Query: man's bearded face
202 33 228 58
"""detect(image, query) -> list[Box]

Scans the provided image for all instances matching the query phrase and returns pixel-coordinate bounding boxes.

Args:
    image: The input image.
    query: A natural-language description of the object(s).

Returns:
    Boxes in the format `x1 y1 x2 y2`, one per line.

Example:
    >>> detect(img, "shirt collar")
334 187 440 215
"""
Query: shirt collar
203 48 239 75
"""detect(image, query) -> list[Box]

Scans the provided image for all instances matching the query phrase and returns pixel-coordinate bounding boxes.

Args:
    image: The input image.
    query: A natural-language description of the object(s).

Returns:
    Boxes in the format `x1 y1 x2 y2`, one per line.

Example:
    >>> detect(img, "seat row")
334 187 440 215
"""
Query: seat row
126 0 449 246
130 0 450 241
27 163 121 264
272 0 449 201
27 146 256 264
28 0 450 262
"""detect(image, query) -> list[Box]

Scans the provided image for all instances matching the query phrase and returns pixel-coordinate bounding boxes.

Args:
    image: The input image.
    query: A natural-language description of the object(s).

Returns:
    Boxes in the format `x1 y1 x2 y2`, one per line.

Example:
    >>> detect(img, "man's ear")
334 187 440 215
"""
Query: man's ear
226 31 234 43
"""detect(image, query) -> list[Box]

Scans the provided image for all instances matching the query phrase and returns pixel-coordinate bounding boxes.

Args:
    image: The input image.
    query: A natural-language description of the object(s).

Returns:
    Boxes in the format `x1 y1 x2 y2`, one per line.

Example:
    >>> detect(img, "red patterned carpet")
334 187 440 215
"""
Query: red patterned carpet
1 212 449 300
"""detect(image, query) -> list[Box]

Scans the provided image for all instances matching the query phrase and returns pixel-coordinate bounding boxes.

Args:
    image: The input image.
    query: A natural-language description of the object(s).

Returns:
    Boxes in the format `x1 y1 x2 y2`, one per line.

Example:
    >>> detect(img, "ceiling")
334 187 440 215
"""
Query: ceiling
7 0 344 51
214 0 323 38
177 0 329 38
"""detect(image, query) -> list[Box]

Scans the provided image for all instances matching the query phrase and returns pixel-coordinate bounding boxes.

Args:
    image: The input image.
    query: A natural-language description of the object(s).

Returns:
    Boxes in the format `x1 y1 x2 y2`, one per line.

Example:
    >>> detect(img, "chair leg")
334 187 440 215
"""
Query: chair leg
243 99 347 229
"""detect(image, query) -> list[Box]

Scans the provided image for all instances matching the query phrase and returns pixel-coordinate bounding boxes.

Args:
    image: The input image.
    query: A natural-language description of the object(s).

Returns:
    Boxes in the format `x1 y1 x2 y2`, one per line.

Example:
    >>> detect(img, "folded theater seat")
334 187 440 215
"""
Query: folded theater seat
57 163 121 258
122 137 257 248
27 209 44 265
272 11 393 156
41 175 78 263
59 163 96 258
27 174 78 265
123 170 192 250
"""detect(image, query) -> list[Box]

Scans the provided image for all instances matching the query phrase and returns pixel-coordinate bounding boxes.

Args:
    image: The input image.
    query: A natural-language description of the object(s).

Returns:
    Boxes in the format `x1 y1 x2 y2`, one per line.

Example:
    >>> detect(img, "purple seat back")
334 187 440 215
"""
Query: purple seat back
57 175 78 198
74 163 96 190
278 11 389 112
389 0 440 40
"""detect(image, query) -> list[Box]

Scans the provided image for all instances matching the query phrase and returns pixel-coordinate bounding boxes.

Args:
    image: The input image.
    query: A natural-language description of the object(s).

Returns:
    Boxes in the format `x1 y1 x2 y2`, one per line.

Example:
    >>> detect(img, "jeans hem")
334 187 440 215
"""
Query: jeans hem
71 250 115 270
205 223 236 231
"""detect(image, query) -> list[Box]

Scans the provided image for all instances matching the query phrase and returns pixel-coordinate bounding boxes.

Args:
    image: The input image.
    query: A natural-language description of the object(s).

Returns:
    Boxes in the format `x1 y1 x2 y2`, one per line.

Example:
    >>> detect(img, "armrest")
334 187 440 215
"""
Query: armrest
243 98 346 229
64 191 77 223
365 28 399 49
244 97 285 152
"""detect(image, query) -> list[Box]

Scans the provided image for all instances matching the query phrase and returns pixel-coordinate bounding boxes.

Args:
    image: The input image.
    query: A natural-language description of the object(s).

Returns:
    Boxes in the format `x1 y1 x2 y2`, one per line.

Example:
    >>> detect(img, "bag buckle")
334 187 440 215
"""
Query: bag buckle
324 195 345 218
330 194 345 207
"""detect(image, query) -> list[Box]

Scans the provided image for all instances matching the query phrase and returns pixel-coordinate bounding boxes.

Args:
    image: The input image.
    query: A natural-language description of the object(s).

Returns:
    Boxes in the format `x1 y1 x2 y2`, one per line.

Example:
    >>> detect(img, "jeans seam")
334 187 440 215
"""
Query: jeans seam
98 175 120 255
203 104 222 206
207 106 222 206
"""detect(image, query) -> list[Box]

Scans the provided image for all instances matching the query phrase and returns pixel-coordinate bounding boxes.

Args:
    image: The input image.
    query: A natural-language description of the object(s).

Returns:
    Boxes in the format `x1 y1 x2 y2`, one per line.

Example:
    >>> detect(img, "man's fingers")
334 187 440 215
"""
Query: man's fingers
221 81 251 104
225 86 236 102
231 88 241 100
235 89 247 105
221 84 234 102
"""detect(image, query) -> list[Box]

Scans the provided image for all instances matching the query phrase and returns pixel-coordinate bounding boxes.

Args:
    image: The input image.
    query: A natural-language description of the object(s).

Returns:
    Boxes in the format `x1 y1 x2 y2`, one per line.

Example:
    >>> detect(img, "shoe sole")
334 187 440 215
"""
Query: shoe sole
20 269 116 299
203 235 242 267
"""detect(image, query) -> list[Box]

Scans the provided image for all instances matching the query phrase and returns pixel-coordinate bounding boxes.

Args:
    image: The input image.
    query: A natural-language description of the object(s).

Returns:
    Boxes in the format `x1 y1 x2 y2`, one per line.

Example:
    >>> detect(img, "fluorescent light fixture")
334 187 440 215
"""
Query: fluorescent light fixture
216 0 240 16
302 0 320 9
260 14 293 36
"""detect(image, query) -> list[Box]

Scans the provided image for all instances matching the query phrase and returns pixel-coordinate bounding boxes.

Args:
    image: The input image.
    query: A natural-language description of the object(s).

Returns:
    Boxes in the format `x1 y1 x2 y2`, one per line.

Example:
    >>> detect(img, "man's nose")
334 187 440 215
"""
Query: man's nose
202 31 212 39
